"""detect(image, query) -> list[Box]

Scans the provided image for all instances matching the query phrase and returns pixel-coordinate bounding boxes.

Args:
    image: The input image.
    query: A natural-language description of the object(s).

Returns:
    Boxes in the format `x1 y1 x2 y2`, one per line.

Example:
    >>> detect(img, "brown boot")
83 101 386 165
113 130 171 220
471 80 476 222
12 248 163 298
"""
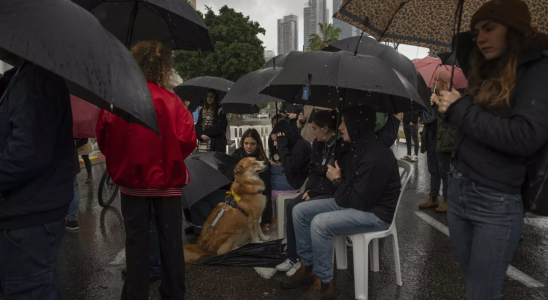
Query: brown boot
419 196 438 209
280 263 314 289
435 198 448 213
298 278 335 300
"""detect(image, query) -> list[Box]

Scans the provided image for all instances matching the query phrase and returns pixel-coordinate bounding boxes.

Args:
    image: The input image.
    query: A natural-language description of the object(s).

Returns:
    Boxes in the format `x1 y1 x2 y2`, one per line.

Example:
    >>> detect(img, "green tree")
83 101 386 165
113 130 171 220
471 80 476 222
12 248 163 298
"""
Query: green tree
308 23 342 51
174 6 266 82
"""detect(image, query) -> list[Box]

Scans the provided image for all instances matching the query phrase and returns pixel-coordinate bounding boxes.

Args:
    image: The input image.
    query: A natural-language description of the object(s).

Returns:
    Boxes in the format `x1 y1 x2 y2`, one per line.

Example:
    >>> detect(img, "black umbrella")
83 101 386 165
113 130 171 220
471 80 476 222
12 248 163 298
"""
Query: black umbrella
200 239 287 268
262 54 289 69
174 76 259 114
0 0 158 132
221 67 285 106
260 51 427 113
323 35 432 112
72 0 214 51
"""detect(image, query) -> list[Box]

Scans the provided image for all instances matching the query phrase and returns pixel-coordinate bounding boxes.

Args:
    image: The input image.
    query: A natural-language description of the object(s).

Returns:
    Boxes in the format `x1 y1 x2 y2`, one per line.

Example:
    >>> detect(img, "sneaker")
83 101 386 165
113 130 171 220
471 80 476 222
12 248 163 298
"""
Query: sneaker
400 155 411 161
276 258 297 272
411 155 419 162
85 173 93 184
286 261 301 276
66 220 79 231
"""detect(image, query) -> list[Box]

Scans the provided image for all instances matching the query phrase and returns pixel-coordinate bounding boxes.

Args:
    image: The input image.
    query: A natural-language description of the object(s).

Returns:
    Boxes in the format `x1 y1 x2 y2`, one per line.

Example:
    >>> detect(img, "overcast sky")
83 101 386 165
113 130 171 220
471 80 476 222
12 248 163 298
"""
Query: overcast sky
198 0 430 59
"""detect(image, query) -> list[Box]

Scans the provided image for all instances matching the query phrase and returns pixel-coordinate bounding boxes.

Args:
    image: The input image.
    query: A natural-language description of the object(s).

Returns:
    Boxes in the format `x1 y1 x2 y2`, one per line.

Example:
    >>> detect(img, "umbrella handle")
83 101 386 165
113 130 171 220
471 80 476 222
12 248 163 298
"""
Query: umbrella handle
450 0 465 91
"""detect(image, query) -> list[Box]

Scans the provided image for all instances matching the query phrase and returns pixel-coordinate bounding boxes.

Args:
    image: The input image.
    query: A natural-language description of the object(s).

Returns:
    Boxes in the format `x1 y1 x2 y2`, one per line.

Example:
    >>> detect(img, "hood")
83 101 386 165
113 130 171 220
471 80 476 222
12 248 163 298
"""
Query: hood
342 106 376 143
271 119 300 147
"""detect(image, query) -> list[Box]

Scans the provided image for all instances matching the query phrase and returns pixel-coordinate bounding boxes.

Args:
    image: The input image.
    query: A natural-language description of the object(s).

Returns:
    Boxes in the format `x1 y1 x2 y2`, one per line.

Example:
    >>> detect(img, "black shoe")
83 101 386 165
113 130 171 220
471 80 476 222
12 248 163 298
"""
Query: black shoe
85 173 93 184
66 220 79 231
184 226 195 235
121 268 161 284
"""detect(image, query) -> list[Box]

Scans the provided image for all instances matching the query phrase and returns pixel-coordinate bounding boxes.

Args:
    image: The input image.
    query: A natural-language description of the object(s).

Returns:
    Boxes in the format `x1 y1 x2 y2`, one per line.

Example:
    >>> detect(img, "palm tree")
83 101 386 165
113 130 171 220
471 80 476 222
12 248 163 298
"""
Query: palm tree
308 23 342 51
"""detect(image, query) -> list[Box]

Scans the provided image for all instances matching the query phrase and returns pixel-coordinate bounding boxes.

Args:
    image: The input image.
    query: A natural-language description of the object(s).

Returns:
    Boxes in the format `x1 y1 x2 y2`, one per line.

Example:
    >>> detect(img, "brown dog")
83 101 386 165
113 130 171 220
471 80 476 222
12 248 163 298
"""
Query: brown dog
184 157 271 262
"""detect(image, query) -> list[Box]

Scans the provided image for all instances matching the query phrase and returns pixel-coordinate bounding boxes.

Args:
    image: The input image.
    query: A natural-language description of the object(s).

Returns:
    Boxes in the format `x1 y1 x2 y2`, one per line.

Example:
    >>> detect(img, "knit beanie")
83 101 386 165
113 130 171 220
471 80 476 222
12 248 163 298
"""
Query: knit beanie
470 0 532 37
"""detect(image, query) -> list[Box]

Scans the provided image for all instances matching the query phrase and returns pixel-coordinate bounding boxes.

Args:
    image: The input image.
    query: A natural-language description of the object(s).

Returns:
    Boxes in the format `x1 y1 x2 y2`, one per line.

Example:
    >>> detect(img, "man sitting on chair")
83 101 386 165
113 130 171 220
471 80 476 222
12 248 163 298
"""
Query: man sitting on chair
280 106 401 300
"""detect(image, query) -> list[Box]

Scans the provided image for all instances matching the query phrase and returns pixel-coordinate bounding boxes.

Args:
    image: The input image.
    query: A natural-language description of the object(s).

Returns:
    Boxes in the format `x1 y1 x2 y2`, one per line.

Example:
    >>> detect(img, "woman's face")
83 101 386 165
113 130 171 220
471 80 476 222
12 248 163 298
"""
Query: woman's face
311 122 331 142
206 92 216 105
243 137 258 155
474 20 508 61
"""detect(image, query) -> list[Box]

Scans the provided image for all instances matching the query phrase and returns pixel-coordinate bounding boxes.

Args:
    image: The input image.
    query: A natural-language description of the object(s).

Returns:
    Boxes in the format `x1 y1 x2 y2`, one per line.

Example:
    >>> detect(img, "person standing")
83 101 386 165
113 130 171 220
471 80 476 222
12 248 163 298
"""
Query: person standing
76 138 93 183
66 139 88 231
0 53 73 299
400 110 422 162
97 40 196 300
195 90 228 153
434 1 548 298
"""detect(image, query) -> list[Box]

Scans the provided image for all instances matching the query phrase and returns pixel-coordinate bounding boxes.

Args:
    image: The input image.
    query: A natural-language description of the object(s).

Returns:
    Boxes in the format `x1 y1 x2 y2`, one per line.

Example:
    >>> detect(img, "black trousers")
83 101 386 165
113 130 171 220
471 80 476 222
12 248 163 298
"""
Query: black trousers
81 154 92 174
404 124 419 156
120 194 185 300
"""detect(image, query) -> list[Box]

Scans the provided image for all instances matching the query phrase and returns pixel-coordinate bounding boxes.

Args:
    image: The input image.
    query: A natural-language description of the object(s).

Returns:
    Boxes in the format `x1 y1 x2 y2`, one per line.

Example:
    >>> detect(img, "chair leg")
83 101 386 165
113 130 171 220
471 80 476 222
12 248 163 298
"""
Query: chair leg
392 233 402 286
334 235 348 270
370 238 379 272
352 235 369 300
277 197 285 239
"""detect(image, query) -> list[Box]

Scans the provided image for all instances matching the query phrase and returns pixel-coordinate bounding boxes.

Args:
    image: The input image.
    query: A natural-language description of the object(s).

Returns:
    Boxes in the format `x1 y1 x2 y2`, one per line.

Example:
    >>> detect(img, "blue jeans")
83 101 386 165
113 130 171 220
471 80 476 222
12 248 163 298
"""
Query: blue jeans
0 219 66 299
68 176 80 222
448 173 524 300
426 123 441 196
271 164 294 191
149 204 161 277
293 198 390 283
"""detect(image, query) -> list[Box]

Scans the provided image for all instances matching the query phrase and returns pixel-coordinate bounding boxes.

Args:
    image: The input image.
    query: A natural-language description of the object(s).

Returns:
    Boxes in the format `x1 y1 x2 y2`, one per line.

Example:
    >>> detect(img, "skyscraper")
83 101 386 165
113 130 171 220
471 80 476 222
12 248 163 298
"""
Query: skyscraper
333 0 361 40
264 50 275 62
304 0 330 50
187 0 196 9
277 15 299 55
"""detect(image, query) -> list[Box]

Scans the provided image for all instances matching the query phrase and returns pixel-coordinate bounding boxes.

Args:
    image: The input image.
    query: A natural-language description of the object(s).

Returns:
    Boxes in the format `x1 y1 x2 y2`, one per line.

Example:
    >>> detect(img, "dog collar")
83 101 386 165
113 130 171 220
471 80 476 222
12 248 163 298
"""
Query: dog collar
225 189 241 202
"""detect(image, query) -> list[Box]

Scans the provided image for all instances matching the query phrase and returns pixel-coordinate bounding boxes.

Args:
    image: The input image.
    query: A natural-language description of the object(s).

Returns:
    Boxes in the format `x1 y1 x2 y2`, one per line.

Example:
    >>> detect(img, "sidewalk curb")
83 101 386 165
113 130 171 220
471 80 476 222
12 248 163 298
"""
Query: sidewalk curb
79 154 105 168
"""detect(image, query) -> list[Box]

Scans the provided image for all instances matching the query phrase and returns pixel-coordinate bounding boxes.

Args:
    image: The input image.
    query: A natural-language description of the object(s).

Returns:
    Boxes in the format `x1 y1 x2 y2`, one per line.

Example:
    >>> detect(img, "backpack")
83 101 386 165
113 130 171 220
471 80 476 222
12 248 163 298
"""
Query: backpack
376 114 401 148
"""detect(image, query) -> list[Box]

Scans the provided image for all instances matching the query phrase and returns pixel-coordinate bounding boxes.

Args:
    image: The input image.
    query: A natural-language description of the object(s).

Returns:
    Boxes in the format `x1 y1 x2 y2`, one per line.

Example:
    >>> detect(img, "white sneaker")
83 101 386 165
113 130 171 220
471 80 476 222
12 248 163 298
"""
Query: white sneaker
400 155 411 161
276 258 297 272
411 155 419 162
286 261 302 276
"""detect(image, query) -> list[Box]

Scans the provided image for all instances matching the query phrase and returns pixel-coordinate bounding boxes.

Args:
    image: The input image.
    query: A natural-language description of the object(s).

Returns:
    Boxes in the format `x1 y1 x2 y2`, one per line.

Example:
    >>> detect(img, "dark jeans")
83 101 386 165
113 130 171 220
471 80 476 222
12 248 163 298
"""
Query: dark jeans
426 123 440 196
448 173 523 300
0 219 66 300
436 152 452 199
81 154 92 174
189 189 226 235
404 124 419 156
120 194 185 300
286 193 332 262
149 204 161 277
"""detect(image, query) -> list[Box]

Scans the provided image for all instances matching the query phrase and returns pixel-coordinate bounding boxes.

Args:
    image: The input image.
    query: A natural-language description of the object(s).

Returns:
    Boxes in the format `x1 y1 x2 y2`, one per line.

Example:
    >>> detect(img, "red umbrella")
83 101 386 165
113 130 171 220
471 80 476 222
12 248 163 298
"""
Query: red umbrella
71 95 99 138
413 57 467 90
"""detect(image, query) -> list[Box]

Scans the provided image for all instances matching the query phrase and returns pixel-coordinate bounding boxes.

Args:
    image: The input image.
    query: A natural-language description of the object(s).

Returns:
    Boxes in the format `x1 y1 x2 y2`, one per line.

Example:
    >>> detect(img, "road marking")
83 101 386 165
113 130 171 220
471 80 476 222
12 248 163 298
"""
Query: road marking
110 248 126 265
415 211 544 288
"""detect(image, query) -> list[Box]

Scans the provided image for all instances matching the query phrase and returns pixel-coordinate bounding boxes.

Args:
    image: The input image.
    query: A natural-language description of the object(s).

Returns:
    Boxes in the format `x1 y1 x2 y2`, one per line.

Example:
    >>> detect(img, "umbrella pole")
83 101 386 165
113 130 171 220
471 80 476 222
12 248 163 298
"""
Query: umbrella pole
354 32 365 56
125 0 139 48
449 0 465 91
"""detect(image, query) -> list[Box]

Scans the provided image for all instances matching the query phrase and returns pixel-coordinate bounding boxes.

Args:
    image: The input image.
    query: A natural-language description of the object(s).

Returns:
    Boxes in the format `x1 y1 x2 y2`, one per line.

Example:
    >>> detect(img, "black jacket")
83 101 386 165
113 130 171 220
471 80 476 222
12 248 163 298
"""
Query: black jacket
195 106 228 153
272 121 312 189
403 110 422 125
335 108 401 224
305 138 350 199
447 48 548 194
0 62 73 230
231 148 272 224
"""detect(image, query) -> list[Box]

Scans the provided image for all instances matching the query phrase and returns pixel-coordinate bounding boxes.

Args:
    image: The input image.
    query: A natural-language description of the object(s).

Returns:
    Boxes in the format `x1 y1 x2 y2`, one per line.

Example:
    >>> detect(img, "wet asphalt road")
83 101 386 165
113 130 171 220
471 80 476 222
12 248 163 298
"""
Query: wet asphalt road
47 145 548 300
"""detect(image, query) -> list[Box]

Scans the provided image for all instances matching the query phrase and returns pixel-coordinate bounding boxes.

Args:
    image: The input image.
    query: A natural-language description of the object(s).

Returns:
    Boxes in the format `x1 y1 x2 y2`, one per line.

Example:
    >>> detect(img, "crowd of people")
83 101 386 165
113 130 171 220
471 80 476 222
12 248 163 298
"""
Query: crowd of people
0 0 547 300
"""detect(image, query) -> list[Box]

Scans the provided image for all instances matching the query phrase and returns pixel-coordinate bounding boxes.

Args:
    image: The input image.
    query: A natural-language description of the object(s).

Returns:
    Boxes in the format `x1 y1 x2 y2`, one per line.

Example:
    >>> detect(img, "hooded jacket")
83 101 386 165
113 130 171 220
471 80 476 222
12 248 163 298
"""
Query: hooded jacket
271 120 312 189
334 107 401 224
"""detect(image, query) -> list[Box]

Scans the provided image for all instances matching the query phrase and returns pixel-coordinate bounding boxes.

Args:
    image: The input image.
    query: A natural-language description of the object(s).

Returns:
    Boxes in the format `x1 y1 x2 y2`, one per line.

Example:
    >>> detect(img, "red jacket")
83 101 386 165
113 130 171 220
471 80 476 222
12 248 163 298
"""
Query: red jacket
96 82 197 197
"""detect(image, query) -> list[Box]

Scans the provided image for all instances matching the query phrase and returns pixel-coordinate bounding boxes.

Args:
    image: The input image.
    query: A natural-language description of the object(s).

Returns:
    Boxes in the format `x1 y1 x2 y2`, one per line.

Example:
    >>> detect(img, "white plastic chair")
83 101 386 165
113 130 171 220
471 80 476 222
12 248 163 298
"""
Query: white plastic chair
333 160 412 300
239 125 250 137
276 179 308 239
234 137 241 150
262 136 269 152
230 126 240 140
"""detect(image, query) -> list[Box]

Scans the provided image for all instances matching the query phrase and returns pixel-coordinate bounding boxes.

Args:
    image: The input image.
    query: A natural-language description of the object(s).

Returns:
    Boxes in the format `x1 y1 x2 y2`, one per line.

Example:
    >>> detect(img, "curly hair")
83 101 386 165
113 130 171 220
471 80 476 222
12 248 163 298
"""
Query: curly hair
130 41 173 89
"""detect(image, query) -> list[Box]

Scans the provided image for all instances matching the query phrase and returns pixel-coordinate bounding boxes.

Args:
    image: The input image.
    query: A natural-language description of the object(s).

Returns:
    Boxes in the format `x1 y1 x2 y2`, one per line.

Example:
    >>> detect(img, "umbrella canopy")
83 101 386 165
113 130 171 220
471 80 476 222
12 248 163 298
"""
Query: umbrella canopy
71 95 99 138
174 76 259 114
414 57 467 89
190 152 238 182
72 0 214 51
0 0 158 133
323 35 431 111
260 51 427 113
182 158 232 209
200 239 287 268
221 67 285 106
262 54 289 69
335 0 548 52
437 31 475 77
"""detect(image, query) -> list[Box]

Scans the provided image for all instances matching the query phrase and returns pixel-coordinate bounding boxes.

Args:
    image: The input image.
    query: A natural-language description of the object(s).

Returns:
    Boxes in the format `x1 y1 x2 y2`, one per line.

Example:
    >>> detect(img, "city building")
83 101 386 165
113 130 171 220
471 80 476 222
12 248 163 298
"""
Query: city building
333 0 361 40
187 0 196 9
277 15 299 55
304 0 330 50
264 50 275 62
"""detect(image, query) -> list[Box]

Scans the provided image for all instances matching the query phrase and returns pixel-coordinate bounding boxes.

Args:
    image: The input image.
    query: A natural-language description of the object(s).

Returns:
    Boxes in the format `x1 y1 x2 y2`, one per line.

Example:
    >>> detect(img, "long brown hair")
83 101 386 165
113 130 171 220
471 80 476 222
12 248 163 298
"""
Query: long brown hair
130 41 173 89
467 29 547 114
203 90 219 112
240 129 268 161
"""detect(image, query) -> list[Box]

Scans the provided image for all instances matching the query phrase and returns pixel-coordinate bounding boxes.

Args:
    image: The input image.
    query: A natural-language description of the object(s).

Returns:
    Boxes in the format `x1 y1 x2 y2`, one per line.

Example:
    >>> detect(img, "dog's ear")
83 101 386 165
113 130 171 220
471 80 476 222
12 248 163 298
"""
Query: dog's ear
234 165 243 175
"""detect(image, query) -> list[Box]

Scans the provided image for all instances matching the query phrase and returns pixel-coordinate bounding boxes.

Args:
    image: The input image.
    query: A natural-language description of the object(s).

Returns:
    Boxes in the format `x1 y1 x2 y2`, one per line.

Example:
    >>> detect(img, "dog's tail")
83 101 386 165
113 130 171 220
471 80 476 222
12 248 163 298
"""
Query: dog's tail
183 244 206 262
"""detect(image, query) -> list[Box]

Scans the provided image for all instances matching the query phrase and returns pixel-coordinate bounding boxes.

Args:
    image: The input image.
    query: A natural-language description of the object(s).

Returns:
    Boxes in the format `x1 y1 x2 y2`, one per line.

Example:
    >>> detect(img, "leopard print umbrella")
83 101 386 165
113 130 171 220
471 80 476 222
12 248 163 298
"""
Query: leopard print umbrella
335 0 548 52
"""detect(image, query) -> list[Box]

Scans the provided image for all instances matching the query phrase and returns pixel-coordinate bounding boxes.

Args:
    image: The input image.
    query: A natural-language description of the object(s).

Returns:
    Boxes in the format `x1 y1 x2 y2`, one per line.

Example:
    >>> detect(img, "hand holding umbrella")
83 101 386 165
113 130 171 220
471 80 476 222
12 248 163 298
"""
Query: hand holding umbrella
433 89 463 113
